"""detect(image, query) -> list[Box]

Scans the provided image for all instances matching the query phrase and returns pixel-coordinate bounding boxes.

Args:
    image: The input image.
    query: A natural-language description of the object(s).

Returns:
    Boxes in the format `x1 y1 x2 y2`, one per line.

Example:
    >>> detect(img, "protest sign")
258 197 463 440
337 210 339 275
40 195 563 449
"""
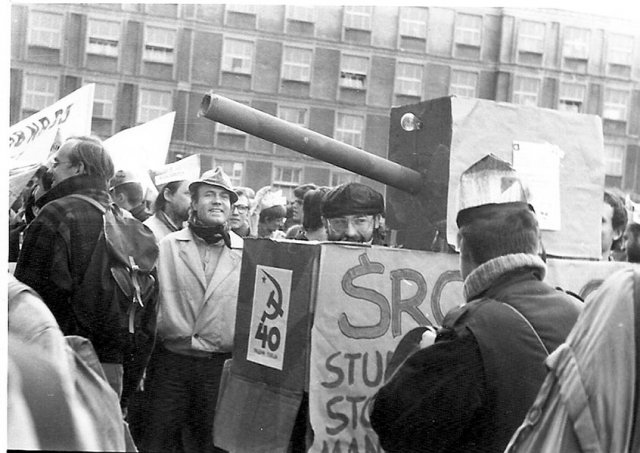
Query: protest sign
9 84 94 168
8 84 94 206
105 111 175 196
215 239 637 452
149 153 201 188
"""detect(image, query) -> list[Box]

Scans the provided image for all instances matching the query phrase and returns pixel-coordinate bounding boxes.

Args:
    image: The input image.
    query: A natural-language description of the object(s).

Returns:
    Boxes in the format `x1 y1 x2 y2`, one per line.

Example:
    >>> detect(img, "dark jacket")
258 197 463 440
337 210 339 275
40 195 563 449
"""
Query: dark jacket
130 203 151 222
15 175 113 357
370 253 582 453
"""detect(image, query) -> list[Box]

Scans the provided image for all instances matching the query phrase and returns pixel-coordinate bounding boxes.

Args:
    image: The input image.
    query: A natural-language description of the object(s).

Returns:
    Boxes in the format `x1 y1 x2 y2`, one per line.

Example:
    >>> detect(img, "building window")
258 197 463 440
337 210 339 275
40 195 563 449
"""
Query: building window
607 34 634 77
450 70 478 97
604 143 625 177
225 4 257 15
215 160 244 186
28 11 63 48
282 47 312 83
137 88 172 124
395 62 423 97
286 5 314 23
399 7 427 39
87 18 120 57
143 26 176 64
22 74 57 111
344 6 373 31
518 20 545 54
513 76 540 107
557 82 586 113
340 54 368 90
90 82 116 119
222 38 253 75
272 166 303 199
455 13 482 47
330 170 359 186
279 106 308 127
335 113 365 149
563 27 590 60
603 88 629 121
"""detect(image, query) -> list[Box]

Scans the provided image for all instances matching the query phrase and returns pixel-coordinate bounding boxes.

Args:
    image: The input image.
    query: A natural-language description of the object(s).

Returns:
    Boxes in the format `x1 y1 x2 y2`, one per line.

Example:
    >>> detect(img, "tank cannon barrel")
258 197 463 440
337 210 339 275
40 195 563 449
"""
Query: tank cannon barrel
199 92 423 194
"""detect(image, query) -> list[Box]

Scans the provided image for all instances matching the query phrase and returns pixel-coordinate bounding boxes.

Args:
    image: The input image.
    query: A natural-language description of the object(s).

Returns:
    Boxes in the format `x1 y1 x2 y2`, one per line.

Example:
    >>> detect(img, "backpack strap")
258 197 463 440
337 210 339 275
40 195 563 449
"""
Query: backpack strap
629 269 640 452
65 194 107 214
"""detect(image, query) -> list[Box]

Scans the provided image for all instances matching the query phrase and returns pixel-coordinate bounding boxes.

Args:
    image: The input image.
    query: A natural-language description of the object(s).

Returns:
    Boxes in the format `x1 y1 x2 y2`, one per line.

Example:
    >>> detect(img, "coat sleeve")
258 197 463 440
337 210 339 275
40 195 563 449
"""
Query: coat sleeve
369 332 486 453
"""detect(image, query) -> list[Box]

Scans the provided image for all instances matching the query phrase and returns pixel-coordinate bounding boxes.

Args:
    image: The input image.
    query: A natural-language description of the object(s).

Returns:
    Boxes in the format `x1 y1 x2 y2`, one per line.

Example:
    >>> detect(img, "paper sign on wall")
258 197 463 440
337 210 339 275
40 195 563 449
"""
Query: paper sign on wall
512 141 563 231
246 265 292 370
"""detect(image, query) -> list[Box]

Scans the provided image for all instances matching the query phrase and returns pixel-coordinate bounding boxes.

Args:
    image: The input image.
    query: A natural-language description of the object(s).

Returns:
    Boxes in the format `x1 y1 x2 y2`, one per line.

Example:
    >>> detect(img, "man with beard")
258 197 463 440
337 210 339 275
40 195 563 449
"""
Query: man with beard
321 182 385 244
144 178 191 240
141 167 242 453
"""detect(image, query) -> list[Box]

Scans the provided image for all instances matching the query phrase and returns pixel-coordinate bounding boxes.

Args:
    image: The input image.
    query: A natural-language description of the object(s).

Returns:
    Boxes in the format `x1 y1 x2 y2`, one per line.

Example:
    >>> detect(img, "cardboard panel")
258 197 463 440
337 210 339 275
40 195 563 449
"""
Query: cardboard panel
447 97 604 259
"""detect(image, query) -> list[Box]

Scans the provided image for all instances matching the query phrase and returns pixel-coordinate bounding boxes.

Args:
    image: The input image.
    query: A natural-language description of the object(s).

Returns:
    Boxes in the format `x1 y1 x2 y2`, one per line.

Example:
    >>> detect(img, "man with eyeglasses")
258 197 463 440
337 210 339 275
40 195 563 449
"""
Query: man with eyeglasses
229 187 254 238
321 182 385 244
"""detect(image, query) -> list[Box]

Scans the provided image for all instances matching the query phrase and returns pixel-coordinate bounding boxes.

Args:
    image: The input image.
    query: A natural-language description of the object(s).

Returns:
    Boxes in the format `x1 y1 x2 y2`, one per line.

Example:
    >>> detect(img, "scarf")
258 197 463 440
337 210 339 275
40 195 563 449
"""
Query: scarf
188 213 231 248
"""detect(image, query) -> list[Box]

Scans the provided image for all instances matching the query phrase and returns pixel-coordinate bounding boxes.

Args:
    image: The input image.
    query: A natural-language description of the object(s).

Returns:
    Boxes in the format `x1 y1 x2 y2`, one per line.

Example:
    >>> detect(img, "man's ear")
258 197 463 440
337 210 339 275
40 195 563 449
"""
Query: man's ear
613 227 624 242
75 161 85 175
373 214 382 230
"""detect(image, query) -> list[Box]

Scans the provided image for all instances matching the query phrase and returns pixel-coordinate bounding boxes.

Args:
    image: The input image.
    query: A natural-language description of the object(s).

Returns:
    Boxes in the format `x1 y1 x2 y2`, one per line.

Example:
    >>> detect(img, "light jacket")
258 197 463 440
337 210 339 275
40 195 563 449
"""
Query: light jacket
156 227 243 355
505 267 640 453
144 210 182 241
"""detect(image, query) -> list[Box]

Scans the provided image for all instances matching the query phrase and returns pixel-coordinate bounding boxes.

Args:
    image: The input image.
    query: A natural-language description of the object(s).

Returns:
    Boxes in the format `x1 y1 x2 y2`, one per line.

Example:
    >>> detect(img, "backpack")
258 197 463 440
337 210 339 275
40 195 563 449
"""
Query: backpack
66 194 159 405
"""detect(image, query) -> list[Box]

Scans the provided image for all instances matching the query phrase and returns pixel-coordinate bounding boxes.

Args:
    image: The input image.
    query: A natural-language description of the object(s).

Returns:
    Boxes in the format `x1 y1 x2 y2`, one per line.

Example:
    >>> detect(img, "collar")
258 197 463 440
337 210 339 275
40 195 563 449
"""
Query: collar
36 174 110 209
155 209 181 233
463 253 547 302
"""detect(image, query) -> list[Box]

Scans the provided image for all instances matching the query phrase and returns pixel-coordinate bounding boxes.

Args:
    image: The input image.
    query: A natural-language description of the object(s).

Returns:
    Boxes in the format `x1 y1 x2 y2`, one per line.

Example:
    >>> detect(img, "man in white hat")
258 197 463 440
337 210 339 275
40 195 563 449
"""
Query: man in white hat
370 155 582 453
141 167 242 453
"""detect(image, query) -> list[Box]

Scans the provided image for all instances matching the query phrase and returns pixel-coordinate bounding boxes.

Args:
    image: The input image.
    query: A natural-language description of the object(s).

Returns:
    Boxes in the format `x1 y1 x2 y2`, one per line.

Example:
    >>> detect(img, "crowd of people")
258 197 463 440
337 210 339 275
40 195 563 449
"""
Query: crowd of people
6 134 640 452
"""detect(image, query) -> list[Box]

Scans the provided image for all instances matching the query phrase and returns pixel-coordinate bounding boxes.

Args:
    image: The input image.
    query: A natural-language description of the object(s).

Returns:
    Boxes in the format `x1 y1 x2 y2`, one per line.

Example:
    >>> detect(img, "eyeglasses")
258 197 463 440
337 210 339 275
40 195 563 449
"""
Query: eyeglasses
326 215 374 234
232 204 250 213
52 160 73 168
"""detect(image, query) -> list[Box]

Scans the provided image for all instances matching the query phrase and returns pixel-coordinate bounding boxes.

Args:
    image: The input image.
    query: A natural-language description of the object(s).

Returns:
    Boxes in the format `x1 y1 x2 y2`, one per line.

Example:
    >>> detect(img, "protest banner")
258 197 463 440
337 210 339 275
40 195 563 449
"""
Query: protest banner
215 239 637 452
104 111 176 196
9 84 95 167
149 153 201 188
8 84 95 206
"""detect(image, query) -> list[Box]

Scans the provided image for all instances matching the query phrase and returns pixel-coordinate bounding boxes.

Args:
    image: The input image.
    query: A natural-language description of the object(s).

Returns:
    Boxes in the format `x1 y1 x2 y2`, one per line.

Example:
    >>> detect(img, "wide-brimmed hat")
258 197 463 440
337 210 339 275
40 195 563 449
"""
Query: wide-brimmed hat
189 166 238 204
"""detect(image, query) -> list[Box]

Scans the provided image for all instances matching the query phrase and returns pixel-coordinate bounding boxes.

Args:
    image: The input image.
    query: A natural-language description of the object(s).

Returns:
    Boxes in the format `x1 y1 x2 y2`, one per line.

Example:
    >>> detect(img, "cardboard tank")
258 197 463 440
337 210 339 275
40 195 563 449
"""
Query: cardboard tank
198 93 634 452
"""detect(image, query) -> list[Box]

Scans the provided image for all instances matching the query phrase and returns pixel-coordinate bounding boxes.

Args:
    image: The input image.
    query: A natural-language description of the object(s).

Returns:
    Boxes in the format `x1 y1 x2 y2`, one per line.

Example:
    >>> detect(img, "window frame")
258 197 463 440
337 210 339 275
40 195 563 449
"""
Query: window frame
286 5 315 24
86 17 121 58
607 33 634 67
221 37 254 75
335 112 365 149
395 61 424 97
215 159 245 187
449 69 478 98
517 20 545 55
512 75 541 107
28 10 64 49
399 7 427 39
137 87 172 124
454 13 483 48
604 143 625 177
563 26 590 60
22 73 58 112
339 53 369 90
343 6 373 31
281 46 313 83
278 105 309 128
88 81 117 119
557 81 586 113
142 24 177 64
602 87 630 122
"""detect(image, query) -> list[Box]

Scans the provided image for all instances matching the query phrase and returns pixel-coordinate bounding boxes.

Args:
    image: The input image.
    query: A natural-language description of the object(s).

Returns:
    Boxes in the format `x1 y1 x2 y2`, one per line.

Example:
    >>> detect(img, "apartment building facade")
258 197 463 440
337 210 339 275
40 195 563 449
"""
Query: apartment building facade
9 4 640 197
